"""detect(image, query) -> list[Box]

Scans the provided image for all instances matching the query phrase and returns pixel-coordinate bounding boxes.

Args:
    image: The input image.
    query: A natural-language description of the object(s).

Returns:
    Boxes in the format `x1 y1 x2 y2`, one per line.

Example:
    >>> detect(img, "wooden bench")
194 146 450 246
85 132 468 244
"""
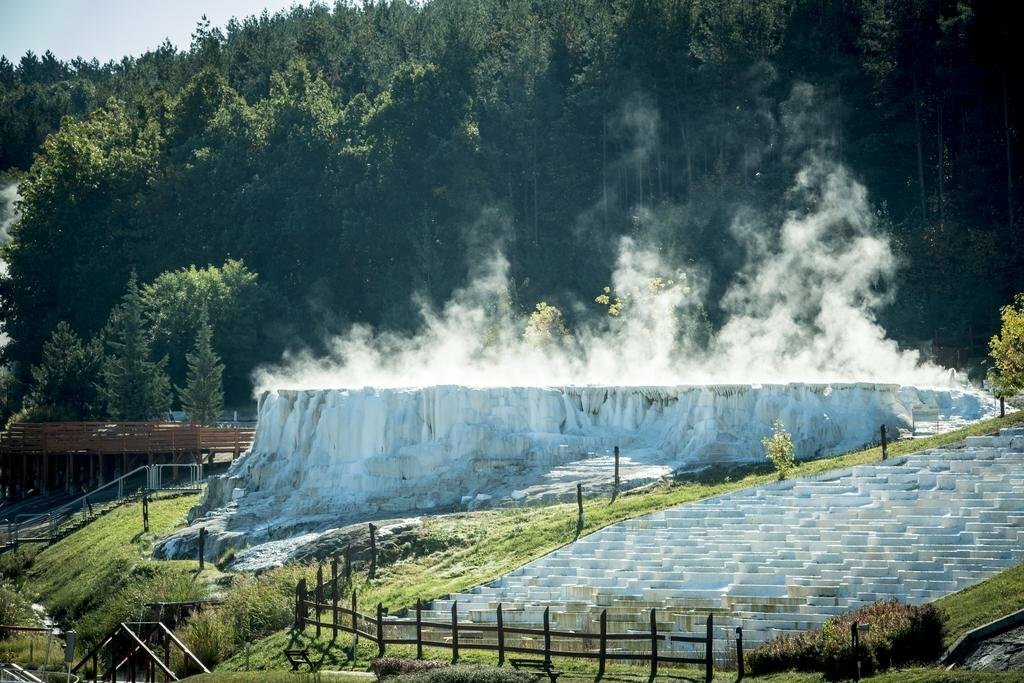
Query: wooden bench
509 657 562 681
284 648 320 672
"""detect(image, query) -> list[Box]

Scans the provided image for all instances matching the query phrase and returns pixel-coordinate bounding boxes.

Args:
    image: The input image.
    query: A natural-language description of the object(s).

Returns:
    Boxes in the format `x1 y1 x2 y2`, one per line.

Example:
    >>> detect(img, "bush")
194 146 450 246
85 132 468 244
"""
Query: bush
372 656 448 679
0 581 35 633
395 665 534 682
746 599 946 679
175 572 294 668
179 607 236 668
762 419 796 479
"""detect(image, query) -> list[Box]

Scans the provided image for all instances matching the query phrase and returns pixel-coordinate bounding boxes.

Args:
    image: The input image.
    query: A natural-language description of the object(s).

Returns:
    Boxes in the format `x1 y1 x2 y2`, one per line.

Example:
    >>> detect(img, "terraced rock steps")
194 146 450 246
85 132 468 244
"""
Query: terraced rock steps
424 428 1024 658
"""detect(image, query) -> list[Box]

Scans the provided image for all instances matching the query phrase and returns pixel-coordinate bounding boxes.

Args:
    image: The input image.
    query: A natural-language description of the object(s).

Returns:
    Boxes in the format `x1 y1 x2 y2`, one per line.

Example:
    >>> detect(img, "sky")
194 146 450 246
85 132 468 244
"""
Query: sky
0 0 316 63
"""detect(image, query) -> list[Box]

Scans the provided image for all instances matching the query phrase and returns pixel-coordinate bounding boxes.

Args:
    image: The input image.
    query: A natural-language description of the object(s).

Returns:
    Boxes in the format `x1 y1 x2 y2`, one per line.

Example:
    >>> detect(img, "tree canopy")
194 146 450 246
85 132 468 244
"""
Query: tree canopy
0 0 1021 404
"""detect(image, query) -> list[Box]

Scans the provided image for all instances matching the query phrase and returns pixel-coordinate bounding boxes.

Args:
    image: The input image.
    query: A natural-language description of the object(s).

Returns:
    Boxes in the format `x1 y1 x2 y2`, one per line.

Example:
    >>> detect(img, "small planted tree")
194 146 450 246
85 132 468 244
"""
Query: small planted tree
763 420 796 479
179 317 224 427
989 293 1024 400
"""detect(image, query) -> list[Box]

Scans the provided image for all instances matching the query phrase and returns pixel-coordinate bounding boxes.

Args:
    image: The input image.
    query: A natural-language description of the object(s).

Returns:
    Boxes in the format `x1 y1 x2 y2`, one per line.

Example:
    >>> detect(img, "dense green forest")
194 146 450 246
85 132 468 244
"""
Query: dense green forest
0 0 1021 410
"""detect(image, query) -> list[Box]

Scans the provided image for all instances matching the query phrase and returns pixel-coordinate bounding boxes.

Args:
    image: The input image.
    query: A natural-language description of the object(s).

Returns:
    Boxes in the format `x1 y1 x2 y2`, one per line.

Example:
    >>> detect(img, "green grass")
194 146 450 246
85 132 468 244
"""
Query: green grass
220 411 1024 673
178 666 1024 682
935 558 1024 648
20 492 222 648
14 410 1024 677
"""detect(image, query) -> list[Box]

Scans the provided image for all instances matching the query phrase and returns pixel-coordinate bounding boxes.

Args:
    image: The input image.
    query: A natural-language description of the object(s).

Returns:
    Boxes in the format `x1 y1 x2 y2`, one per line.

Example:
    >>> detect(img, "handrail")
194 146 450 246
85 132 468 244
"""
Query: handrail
12 466 151 532
115 623 178 680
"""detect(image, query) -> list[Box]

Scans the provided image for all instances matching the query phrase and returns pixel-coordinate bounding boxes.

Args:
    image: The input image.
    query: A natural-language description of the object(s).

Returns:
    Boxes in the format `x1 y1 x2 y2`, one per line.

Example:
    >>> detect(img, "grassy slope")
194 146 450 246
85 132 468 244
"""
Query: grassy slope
13 411 1023 678
221 410 1024 673
179 667 1024 682
20 493 220 646
934 559 1024 649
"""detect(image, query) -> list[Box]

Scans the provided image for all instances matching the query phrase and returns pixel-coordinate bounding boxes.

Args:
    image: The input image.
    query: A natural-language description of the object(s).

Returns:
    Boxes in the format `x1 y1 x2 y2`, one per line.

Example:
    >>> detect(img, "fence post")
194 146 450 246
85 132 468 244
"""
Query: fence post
369 523 377 579
576 483 584 532
598 609 607 679
613 446 620 500
294 580 302 629
376 603 385 658
316 564 324 638
142 494 149 533
350 589 358 660
451 600 459 664
880 424 888 460
543 606 551 668
1001 396 1006 418
331 556 339 639
736 626 744 679
650 608 658 679
497 603 505 667
851 621 859 682
296 579 307 630
705 613 714 683
416 599 423 660
345 543 352 582
197 527 206 570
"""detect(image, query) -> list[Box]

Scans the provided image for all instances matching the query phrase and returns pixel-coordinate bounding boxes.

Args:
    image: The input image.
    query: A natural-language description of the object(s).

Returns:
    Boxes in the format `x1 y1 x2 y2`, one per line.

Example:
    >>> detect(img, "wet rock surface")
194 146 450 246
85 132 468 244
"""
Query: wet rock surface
961 625 1024 672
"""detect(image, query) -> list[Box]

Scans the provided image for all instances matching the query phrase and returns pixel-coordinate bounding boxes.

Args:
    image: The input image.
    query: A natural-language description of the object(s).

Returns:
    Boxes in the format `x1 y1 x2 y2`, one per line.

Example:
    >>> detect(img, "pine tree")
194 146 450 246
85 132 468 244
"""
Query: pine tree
100 274 172 420
179 317 224 426
28 321 104 420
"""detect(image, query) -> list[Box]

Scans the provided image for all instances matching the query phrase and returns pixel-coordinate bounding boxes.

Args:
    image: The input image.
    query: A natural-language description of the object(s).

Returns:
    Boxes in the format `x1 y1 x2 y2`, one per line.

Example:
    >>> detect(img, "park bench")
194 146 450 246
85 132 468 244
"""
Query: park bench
509 657 562 681
284 648 321 672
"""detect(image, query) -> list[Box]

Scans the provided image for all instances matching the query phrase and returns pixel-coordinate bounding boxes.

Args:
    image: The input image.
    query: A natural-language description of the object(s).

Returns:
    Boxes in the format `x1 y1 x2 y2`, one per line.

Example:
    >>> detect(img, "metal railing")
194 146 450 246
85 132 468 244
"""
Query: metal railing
2 464 204 547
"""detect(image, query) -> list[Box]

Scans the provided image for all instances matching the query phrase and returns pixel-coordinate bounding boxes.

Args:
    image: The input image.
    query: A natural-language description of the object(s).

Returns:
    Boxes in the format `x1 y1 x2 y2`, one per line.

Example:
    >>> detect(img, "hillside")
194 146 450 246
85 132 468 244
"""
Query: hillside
3 411 1021 680
1 0 1022 406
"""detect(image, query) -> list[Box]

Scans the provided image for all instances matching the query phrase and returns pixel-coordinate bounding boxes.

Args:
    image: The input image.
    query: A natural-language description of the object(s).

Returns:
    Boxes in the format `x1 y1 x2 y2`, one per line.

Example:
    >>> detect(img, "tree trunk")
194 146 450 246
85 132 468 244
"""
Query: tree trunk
937 98 945 226
602 114 608 231
913 71 928 219
1004 71 1015 229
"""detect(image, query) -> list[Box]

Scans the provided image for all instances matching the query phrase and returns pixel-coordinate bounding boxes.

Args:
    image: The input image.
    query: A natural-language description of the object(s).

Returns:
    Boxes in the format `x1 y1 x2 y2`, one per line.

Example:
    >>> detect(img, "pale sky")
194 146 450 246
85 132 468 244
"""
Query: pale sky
0 0 320 64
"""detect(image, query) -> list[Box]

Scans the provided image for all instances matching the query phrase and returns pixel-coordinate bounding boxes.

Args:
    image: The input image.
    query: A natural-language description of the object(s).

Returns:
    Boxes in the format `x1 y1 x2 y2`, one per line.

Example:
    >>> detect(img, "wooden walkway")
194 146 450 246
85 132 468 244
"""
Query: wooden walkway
0 421 254 496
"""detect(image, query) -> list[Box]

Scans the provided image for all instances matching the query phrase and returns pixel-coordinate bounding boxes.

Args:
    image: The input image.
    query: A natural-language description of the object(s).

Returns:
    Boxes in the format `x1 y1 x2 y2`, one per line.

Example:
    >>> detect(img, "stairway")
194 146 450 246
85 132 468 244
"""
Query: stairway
425 428 1024 653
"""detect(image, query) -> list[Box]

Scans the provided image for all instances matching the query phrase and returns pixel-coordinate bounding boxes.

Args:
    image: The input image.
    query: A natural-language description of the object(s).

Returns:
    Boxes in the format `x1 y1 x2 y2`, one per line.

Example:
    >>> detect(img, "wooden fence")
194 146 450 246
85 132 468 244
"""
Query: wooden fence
0 422 255 458
295 566 722 682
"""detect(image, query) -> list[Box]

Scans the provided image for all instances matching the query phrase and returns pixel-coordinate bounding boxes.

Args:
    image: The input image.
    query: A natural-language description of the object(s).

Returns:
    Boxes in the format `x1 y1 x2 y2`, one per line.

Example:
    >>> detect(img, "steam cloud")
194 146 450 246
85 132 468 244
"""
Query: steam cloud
0 181 20 348
254 84 954 392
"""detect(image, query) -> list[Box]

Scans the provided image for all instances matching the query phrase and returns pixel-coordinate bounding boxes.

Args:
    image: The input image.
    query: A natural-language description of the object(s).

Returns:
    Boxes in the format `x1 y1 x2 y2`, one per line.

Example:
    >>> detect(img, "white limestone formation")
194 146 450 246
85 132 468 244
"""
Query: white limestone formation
154 383 993 566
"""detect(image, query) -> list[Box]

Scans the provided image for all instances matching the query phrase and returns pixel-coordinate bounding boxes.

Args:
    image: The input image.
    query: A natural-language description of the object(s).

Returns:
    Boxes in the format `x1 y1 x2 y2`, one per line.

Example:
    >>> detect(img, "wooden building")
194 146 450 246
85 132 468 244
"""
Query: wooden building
0 421 254 496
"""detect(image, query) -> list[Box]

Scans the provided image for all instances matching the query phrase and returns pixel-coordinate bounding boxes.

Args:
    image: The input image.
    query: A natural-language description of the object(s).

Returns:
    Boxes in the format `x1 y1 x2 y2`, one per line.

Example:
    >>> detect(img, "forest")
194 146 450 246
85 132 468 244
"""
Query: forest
0 0 1021 413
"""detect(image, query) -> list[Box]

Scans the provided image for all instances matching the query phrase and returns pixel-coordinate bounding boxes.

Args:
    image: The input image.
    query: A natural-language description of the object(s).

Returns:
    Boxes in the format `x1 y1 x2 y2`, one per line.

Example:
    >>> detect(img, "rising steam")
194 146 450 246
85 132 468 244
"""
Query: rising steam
0 181 20 348
254 85 955 392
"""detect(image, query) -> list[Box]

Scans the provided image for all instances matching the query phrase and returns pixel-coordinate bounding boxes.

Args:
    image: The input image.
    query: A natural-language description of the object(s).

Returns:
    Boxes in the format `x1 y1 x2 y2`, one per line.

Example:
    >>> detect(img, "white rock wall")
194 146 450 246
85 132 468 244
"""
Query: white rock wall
212 383 989 514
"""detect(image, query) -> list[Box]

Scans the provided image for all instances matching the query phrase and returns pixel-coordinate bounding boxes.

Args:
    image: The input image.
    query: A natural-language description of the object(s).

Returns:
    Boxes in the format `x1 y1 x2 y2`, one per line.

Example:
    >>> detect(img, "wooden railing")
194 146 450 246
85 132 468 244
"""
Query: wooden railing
0 422 254 458
296 570 723 682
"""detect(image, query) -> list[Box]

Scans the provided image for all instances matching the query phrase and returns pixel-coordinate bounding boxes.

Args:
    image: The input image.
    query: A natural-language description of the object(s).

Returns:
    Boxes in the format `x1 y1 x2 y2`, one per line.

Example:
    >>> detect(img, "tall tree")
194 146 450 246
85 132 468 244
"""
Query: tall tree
179 317 224 427
27 321 104 420
100 275 172 420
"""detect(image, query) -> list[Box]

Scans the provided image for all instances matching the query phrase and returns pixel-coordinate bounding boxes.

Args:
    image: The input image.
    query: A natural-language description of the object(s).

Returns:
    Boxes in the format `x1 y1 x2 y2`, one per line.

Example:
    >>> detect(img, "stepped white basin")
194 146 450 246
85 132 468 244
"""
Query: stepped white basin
431 428 1024 650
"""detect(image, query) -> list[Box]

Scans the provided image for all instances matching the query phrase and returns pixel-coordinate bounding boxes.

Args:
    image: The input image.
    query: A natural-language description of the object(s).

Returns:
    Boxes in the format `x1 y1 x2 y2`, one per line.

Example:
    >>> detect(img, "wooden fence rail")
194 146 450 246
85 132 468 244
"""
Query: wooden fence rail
295 576 720 682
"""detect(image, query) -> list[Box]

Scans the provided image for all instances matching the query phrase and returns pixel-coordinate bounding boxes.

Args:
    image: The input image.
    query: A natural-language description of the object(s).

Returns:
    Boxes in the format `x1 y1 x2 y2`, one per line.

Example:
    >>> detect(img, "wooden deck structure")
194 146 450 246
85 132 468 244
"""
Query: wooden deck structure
0 421 254 496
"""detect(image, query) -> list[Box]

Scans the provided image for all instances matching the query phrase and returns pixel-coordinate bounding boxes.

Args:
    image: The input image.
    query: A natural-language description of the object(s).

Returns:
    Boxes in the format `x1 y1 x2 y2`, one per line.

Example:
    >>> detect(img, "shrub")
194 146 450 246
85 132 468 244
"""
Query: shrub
175 572 294 668
0 581 35 633
762 419 796 479
746 599 946 679
372 656 448 679
395 665 534 682
179 606 236 668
